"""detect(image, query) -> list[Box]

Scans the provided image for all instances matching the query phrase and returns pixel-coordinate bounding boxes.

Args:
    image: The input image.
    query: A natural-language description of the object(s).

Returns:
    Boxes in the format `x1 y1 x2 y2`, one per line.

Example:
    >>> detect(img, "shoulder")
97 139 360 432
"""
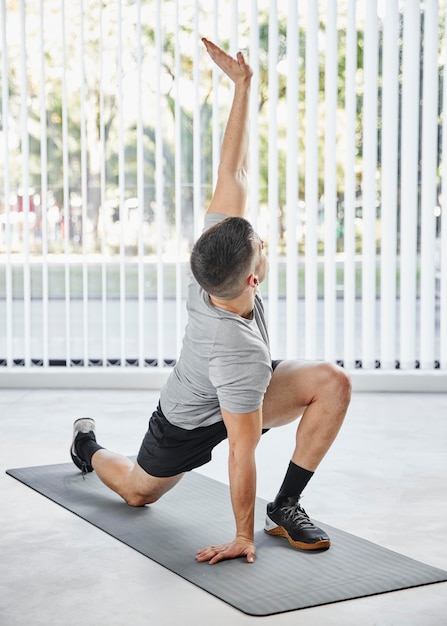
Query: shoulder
210 317 270 374
212 315 256 347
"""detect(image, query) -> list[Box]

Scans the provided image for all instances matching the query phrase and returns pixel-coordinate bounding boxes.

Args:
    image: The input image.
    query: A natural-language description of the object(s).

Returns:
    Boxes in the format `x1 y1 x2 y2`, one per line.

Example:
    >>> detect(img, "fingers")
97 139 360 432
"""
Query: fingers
195 544 226 564
202 38 246 65
202 38 252 82
236 50 248 70
195 545 217 563
195 540 256 565
208 551 226 566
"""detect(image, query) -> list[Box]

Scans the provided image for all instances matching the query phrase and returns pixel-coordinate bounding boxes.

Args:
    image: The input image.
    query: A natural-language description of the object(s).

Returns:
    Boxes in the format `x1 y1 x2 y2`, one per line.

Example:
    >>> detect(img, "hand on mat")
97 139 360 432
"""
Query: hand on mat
196 536 256 565
202 38 253 86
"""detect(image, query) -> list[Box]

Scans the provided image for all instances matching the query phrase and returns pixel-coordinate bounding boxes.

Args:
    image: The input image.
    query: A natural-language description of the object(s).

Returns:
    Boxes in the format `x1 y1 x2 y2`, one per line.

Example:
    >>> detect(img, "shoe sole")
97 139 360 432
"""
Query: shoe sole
264 525 331 551
72 417 95 433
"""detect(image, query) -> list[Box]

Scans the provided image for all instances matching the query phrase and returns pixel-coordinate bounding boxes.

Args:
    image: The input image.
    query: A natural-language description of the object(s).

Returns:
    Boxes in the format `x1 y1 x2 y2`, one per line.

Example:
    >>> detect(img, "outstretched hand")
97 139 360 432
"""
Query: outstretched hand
196 536 256 565
202 38 253 86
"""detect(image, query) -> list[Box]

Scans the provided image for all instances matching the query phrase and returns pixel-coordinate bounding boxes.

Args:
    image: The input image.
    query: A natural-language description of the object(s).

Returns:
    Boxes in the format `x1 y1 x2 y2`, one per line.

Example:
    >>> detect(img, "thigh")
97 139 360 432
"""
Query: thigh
262 359 330 428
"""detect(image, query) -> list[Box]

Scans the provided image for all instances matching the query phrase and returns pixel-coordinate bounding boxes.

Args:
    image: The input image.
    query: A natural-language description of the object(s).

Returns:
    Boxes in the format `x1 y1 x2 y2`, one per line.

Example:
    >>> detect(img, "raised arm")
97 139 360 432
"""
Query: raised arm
202 38 253 218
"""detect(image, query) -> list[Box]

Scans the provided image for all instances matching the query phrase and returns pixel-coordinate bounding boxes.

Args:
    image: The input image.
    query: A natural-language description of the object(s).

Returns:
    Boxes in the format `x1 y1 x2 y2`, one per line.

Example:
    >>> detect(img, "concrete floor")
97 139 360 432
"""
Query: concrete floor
1 388 446 626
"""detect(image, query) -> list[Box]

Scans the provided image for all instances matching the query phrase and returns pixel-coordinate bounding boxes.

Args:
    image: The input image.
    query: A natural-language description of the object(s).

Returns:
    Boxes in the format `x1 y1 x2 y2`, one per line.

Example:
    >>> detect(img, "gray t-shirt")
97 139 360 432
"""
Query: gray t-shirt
159 212 272 429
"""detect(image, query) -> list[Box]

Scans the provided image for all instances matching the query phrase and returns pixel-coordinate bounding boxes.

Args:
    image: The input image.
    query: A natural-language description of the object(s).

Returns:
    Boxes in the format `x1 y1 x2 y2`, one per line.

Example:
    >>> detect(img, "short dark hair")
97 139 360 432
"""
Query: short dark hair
190 217 257 299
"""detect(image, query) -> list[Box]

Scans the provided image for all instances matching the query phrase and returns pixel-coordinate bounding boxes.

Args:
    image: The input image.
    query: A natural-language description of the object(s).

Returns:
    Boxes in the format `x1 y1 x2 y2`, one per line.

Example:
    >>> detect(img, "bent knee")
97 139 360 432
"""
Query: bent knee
319 362 352 402
125 492 159 507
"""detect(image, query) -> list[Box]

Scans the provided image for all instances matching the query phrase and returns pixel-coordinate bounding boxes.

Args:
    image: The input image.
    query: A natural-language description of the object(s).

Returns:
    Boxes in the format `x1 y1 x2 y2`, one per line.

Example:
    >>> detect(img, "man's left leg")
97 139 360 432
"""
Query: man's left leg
262 360 352 550
70 418 184 507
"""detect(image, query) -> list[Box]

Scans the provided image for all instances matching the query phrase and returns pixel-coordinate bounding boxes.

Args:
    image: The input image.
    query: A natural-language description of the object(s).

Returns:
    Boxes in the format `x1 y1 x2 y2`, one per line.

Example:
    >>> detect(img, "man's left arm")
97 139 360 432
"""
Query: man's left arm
195 406 262 565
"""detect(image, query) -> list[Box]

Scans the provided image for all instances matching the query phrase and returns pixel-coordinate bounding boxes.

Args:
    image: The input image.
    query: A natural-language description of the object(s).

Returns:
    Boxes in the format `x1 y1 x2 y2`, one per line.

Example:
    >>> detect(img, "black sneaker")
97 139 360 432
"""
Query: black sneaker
264 497 330 551
70 417 96 476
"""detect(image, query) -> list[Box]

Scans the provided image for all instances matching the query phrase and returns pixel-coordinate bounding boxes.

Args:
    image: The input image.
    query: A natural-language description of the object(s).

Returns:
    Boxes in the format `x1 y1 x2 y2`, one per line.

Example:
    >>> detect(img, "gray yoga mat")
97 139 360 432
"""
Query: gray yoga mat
6 462 447 616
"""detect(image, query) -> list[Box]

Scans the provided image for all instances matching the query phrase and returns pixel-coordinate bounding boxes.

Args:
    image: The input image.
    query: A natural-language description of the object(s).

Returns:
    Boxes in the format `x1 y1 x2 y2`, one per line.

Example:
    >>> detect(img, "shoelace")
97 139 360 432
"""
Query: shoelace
280 502 315 529
80 460 89 480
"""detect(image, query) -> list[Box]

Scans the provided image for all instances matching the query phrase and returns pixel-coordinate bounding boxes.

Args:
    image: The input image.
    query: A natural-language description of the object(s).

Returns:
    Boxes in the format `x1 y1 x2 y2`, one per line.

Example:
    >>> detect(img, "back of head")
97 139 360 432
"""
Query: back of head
190 217 256 299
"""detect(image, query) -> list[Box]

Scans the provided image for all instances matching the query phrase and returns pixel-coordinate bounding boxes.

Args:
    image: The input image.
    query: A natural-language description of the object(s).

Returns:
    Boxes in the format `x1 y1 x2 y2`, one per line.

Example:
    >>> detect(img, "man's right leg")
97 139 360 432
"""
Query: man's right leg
261 360 351 551
71 418 184 507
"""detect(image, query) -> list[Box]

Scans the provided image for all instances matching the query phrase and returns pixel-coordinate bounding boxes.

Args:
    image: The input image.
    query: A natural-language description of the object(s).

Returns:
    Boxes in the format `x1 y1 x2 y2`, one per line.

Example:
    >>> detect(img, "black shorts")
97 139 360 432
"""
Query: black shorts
136 360 282 477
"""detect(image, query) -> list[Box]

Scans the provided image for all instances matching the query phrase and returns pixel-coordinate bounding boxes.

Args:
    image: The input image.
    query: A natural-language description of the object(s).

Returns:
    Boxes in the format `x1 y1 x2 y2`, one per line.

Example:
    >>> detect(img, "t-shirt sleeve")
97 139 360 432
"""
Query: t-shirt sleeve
208 321 272 414
203 212 228 232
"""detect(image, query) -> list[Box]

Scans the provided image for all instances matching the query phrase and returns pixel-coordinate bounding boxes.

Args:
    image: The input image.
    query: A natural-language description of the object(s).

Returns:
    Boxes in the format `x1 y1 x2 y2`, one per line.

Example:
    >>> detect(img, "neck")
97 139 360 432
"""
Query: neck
210 292 255 320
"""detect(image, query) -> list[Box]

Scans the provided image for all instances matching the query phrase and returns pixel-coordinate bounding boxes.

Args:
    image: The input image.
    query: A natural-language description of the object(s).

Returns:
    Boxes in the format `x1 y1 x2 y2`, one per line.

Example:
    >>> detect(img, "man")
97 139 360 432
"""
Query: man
70 38 351 565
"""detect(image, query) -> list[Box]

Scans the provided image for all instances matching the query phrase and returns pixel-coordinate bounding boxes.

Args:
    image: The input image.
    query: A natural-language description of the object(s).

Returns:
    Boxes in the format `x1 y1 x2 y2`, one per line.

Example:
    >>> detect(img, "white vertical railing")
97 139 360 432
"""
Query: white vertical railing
267 1 279 354
211 0 220 191
136 0 145 368
79 0 89 367
343 0 357 370
1 0 12 367
399 0 421 369
230 0 238 53
19 0 31 367
323 0 338 362
441 0 447 371
193 0 201 242
285 0 299 359
39 0 49 368
99 0 108 367
61 0 71 366
174 0 184 358
0 0 445 387
380 0 399 370
420 0 439 369
155 0 165 366
361 0 378 370
248 0 260 231
117 0 126 368
304 1 319 359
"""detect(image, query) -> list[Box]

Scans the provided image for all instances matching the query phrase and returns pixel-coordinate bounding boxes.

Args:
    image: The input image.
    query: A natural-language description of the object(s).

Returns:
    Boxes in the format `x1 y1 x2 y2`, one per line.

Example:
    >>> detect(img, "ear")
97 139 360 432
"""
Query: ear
248 273 259 288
